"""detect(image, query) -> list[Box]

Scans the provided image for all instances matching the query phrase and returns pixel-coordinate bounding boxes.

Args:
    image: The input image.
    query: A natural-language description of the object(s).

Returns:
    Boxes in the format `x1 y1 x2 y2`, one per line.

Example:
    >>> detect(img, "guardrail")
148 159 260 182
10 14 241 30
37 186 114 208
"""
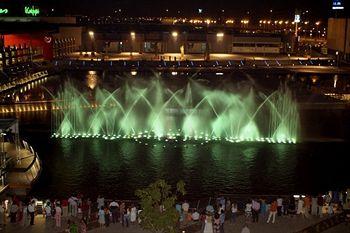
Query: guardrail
53 59 338 71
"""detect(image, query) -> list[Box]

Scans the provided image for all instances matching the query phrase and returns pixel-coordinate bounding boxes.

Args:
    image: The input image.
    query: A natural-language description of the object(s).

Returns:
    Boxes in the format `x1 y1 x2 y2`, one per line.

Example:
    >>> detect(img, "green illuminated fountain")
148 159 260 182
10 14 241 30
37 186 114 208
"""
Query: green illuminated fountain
52 79 299 144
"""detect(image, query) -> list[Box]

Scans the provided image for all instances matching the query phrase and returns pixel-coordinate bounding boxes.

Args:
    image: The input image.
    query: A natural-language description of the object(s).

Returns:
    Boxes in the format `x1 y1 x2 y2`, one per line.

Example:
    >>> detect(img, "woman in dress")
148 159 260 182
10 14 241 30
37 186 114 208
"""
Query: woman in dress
98 206 105 228
130 204 137 223
55 203 62 228
203 215 213 233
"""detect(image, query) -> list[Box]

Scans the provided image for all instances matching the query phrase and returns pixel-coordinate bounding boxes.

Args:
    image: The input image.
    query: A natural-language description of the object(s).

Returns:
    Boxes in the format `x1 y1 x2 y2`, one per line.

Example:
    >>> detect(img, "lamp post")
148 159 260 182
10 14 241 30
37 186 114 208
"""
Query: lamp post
336 51 339 67
88 31 95 55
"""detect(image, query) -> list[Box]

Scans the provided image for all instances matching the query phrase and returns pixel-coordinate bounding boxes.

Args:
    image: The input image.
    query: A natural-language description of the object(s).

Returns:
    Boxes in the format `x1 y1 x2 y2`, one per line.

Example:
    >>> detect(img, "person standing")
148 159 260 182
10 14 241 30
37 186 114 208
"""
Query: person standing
98 207 105 228
311 196 318 216
297 196 304 215
44 202 51 221
109 200 119 224
61 198 68 218
10 201 18 223
0 201 5 230
260 199 267 219
120 202 125 224
81 200 89 221
317 194 324 217
69 196 78 217
245 200 252 219
252 199 260 223
304 195 311 216
213 213 220 233
182 200 190 222
21 202 28 227
104 206 110 227
203 215 213 233
231 202 238 223
28 201 35 225
130 204 137 223
122 207 130 227
55 203 62 228
97 195 104 210
276 197 283 216
282 198 289 215
267 200 277 224
288 196 296 216
219 210 225 233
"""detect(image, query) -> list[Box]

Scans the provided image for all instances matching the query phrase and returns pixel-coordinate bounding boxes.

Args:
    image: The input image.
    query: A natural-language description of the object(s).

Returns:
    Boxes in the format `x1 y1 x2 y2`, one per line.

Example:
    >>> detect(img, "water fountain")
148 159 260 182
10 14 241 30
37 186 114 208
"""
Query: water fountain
52 78 299 143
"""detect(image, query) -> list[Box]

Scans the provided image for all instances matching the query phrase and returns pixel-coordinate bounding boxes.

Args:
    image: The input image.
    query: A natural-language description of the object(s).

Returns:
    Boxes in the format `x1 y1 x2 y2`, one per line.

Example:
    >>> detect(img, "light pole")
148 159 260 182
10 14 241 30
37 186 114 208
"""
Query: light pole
336 51 339 67
88 31 95 55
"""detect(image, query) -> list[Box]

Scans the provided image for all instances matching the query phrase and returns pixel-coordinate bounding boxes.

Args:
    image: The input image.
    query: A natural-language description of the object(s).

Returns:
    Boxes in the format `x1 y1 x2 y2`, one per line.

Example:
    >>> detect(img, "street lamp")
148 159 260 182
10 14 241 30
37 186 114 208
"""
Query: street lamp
336 51 339 67
88 31 95 54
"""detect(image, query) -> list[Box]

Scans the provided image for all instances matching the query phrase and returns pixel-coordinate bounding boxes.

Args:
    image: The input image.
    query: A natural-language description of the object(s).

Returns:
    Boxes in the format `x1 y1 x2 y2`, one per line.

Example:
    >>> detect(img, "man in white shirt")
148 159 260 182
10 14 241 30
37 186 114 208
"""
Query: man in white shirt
68 196 78 217
110 200 119 223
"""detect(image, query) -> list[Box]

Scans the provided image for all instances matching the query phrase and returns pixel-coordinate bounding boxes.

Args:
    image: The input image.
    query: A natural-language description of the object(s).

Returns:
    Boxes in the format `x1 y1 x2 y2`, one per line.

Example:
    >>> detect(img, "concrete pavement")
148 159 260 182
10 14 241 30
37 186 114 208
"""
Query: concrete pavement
2 213 349 233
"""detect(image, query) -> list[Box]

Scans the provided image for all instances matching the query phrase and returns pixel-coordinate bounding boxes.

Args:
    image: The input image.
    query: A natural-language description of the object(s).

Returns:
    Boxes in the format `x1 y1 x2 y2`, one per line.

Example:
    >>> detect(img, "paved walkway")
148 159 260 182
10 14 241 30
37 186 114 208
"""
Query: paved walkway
2 213 349 233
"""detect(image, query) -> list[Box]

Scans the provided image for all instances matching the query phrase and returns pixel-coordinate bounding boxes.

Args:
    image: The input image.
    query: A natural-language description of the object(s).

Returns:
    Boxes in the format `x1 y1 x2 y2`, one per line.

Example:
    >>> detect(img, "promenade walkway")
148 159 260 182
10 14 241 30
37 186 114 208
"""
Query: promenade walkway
2 213 349 233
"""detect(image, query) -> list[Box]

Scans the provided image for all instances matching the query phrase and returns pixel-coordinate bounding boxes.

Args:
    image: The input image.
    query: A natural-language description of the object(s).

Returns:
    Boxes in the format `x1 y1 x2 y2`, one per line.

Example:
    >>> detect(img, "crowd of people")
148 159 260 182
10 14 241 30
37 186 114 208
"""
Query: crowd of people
176 190 350 233
0 189 349 233
0 194 140 232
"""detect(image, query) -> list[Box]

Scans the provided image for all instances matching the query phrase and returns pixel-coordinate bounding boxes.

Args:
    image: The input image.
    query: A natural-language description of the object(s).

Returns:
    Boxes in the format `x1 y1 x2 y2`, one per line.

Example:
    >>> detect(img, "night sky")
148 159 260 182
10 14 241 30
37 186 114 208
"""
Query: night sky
7 0 350 18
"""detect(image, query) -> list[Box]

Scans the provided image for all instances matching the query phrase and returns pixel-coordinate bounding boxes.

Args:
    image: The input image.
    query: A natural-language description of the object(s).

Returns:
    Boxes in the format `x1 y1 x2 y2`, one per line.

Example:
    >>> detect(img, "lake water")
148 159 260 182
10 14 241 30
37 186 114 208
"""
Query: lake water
2 70 350 199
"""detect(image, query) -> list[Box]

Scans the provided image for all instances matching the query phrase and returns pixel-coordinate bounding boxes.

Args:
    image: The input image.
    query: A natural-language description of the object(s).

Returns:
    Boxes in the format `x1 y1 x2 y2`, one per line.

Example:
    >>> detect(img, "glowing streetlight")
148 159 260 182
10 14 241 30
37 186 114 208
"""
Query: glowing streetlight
88 31 94 38
216 32 224 38
172 31 178 37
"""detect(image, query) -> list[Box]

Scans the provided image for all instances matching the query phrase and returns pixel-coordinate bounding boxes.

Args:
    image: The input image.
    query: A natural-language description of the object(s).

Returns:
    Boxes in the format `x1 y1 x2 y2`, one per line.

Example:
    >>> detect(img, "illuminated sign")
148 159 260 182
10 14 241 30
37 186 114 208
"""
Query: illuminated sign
0 8 8 15
332 0 344 10
294 14 301 23
24 6 40 16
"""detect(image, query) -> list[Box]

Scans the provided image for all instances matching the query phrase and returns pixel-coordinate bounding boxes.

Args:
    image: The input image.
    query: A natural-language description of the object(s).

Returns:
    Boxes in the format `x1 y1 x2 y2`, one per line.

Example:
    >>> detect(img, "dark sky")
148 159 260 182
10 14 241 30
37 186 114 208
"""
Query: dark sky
33 0 350 18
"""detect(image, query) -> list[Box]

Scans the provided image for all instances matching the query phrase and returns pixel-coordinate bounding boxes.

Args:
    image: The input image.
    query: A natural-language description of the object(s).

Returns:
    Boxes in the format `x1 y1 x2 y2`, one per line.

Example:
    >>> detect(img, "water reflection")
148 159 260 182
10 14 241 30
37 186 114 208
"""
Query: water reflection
27 135 350 199
86 70 98 90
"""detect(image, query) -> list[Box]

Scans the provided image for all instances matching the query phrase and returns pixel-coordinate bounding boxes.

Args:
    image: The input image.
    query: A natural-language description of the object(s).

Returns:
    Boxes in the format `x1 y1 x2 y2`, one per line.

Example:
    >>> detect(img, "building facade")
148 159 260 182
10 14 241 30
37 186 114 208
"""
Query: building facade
327 18 350 61
83 29 286 55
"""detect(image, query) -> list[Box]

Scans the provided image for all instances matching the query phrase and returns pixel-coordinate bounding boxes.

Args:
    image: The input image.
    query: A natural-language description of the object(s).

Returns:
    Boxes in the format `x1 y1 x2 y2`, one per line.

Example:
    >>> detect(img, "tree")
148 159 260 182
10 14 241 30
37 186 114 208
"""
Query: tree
135 179 186 233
